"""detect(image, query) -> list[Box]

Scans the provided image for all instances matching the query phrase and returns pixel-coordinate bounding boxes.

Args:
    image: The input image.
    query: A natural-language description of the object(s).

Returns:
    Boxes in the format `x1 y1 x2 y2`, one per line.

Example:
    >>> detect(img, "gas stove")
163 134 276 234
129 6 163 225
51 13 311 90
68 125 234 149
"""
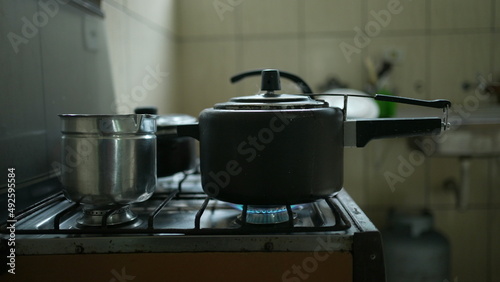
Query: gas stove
1 171 385 281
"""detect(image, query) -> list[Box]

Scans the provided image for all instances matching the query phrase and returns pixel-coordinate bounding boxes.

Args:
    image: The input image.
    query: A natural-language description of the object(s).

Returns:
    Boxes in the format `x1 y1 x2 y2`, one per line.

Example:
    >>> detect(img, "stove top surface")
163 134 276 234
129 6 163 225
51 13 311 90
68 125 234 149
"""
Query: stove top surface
1 172 378 255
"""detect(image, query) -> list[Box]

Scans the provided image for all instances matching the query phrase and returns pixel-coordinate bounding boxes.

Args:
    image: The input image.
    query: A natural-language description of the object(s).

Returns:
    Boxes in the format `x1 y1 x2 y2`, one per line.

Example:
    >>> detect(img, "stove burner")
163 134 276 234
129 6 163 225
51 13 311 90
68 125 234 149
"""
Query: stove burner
77 206 138 227
232 205 298 225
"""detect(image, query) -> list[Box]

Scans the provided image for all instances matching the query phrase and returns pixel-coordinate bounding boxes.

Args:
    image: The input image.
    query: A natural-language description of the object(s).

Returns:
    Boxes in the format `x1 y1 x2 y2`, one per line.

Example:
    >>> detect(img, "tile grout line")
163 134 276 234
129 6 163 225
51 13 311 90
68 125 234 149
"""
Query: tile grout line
492 0 497 32
234 1 242 75
487 1 495 279
486 157 494 281
297 0 304 75
360 0 371 212
491 0 496 77
123 0 131 114
424 0 431 208
178 28 495 43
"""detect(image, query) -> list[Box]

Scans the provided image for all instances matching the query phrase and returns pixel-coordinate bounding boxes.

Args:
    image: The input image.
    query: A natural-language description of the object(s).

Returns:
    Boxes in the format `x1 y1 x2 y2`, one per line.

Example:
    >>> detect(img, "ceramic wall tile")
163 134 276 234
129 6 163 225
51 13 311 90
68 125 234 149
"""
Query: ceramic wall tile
103 0 178 114
490 209 500 280
303 37 364 92
491 158 500 205
434 209 489 282
429 34 492 104
496 0 500 30
343 148 367 206
0 0 47 183
178 40 237 116
429 0 492 30
429 158 489 208
41 4 115 167
365 0 426 31
303 0 363 33
366 35 427 99
239 0 299 35
124 0 176 33
126 17 177 114
494 34 500 81
101 0 128 106
364 138 426 208
178 0 236 38
237 38 300 94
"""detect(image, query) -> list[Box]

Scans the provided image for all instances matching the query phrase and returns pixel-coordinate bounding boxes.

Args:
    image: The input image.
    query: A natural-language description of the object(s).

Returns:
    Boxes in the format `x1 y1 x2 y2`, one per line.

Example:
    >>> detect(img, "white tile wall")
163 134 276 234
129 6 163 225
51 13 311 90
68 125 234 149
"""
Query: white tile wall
303 0 363 33
178 40 237 116
0 0 48 182
101 1 500 281
343 148 367 206
496 0 500 29
429 0 492 30
491 158 500 205
429 34 492 104
366 35 427 99
366 0 426 31
41 4 116 161
303 36 365 91
240 0 300 35
364 138 427 207
102 0 128 102
127 20 176 113
125 0 176 33
178 0 236 37
102 0 177 114
429 158 490 207
491 210 500 280
233 38 302 96
494 33 500 79
434 209 489 282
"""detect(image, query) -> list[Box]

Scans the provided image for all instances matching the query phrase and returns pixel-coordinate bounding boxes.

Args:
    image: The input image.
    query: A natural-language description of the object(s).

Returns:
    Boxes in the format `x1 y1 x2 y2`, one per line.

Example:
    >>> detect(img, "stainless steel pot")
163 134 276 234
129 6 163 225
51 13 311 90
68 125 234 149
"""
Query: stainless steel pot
59 114 156 210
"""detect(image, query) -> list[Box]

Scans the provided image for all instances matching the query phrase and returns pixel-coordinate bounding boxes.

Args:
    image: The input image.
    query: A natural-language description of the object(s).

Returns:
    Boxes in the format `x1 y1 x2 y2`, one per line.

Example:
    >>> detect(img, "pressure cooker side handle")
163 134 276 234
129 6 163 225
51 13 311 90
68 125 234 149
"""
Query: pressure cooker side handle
230 69 314 94
344 118 442 147
374 94 451 109
176 124 200 140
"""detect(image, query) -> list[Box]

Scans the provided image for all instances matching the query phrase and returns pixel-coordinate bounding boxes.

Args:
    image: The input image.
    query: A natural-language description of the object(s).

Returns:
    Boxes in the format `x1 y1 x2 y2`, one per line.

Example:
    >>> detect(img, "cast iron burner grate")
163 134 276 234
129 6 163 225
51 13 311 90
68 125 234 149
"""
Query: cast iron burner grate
2 172 351 235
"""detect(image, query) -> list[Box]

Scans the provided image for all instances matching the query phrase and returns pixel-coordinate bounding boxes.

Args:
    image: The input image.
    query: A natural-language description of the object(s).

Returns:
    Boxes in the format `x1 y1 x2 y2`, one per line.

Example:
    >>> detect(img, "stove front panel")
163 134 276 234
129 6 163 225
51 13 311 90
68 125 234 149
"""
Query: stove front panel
3 252 353 282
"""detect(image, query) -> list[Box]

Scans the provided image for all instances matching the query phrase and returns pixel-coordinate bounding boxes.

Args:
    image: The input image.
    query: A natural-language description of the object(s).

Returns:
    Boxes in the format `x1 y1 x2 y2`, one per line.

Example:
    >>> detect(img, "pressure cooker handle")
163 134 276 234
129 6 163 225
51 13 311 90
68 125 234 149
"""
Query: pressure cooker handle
230 69 314 94
342 94 451 147
344 118 442 147
176 124 200 140
374 94 451 109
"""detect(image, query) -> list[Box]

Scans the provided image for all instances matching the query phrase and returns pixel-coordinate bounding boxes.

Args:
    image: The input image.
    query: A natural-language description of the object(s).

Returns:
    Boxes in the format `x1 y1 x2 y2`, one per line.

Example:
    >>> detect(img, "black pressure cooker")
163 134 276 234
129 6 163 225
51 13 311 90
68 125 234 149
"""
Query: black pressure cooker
177 69 450 205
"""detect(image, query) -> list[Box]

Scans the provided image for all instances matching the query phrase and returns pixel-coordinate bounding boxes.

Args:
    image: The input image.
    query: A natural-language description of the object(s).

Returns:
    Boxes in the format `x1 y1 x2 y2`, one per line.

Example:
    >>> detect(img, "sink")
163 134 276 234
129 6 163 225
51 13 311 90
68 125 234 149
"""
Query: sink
411 105 500 157
409 105 500 209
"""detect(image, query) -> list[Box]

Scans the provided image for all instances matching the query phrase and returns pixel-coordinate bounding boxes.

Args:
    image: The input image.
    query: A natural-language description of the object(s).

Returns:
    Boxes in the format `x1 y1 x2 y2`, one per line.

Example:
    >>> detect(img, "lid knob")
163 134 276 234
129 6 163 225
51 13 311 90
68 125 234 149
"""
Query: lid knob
261 69 281 94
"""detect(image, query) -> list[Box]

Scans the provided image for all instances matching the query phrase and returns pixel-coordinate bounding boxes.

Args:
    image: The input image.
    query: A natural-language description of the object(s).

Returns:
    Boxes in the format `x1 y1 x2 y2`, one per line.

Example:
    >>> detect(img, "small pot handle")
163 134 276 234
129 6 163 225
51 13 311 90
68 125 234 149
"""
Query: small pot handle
176 124 200 140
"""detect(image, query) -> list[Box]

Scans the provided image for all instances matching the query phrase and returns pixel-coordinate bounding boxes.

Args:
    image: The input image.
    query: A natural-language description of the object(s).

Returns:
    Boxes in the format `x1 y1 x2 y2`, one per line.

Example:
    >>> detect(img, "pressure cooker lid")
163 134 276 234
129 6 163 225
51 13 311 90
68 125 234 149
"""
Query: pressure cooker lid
214 69 327 110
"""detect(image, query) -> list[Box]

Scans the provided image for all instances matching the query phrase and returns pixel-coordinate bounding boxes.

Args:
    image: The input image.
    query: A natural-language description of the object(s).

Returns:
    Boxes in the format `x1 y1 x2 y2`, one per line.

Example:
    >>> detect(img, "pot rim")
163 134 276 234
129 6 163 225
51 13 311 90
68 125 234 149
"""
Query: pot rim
59 114 156 134
58 113 156 118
